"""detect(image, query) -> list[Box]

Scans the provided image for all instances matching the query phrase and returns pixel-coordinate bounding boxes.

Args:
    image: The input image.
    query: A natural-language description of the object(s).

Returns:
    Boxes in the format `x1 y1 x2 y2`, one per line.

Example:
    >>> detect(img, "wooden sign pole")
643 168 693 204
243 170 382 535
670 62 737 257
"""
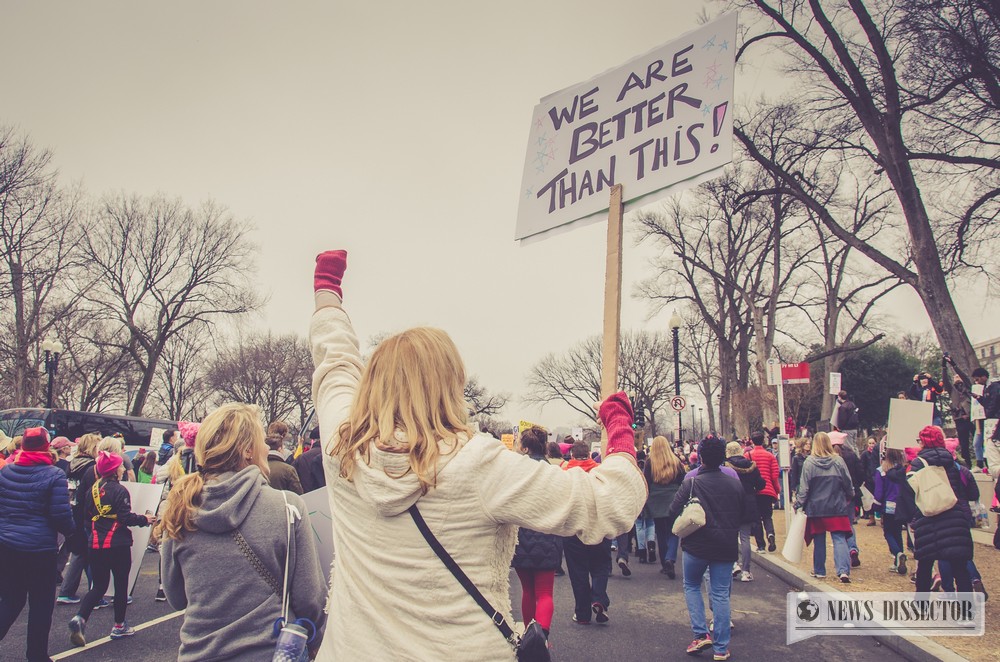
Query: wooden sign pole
601 184 624 454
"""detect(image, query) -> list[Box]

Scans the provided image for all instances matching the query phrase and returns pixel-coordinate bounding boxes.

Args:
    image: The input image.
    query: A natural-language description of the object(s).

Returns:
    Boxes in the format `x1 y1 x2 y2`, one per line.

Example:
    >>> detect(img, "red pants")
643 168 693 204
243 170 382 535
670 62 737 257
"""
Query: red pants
515 568 555 631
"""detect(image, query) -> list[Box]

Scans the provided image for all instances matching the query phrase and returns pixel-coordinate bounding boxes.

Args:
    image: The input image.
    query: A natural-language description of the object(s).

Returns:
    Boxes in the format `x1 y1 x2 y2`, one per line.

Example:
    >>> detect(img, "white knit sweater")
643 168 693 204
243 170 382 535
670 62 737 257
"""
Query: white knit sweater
310 300 646 662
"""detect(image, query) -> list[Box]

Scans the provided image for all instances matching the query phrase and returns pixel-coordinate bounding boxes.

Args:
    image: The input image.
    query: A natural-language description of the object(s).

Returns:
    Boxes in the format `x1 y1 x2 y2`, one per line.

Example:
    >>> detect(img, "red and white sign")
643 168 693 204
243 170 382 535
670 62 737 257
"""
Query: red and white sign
780 362 810 385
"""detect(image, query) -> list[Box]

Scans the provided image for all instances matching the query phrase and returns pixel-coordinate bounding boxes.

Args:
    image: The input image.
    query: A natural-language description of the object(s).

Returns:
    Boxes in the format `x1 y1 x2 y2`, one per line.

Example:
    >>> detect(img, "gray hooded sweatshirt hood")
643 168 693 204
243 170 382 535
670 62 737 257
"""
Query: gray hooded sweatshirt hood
160 465 326 662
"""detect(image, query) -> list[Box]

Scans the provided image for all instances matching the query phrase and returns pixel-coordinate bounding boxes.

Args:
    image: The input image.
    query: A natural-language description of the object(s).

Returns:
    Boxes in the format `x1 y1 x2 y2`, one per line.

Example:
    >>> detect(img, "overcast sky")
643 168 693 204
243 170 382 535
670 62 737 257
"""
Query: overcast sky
2 1 996 429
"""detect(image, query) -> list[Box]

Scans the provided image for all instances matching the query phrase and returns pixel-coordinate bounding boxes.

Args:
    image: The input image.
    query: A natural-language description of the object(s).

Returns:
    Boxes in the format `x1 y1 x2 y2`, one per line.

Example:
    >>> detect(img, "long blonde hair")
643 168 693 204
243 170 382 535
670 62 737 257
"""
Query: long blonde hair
334 327 473 494
648 436 682 484
158 403 267 540
811 432 834 458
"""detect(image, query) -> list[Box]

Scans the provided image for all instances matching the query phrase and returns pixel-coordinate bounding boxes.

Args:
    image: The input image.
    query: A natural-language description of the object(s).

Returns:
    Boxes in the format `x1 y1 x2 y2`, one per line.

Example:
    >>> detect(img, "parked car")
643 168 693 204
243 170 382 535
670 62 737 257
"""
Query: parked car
0 408 176 448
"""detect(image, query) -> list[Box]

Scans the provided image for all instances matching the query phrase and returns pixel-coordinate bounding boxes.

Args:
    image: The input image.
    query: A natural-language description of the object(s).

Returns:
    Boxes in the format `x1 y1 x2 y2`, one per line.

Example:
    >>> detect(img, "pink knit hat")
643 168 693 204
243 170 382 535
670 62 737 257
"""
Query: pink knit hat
95 450 123 477
828 431 847 446
944 438 960 457
178 421 200 448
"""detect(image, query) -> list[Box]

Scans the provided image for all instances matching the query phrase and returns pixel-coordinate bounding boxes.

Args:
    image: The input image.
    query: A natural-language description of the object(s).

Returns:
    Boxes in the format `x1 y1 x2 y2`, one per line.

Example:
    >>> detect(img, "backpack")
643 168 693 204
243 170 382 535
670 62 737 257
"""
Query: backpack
906 461 958 517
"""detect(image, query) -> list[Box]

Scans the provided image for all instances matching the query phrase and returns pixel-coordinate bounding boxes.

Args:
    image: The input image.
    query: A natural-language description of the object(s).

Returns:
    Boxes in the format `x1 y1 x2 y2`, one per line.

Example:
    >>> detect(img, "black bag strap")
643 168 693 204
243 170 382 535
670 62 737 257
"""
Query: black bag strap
408 504 518 648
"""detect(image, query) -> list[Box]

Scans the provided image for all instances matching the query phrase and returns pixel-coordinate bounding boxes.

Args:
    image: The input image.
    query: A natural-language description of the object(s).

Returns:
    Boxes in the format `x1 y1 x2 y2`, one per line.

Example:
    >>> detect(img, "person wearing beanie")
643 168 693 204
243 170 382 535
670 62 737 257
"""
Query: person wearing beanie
725 441 765 582
795 432 854 584
68 451 154 646
308 250 646 660
908 425 978 594
667 435 743 659
0 427 75 662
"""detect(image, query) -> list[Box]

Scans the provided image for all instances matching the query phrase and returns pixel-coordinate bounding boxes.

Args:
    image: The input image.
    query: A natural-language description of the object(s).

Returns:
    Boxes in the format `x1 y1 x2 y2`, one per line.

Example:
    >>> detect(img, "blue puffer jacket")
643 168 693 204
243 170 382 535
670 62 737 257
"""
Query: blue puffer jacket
0 461 75 552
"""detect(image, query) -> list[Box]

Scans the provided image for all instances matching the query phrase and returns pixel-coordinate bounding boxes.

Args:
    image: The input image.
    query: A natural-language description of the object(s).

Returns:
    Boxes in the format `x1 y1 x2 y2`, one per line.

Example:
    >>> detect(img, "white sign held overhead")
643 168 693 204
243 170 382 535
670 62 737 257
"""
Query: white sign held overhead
515 13 738 242
886 399 935 450
670 395 687 412
829 372 842 395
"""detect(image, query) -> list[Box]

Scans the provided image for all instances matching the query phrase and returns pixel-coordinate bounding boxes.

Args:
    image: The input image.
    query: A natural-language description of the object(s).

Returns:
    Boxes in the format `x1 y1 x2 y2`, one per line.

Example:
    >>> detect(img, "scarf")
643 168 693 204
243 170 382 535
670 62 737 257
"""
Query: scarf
16 450 55 466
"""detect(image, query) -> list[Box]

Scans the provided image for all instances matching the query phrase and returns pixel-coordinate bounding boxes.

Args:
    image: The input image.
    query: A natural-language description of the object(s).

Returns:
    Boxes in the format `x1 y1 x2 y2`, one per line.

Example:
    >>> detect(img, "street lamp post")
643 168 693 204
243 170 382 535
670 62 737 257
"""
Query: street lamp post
697 406 703 440
669 310 682 443
41 335 63 409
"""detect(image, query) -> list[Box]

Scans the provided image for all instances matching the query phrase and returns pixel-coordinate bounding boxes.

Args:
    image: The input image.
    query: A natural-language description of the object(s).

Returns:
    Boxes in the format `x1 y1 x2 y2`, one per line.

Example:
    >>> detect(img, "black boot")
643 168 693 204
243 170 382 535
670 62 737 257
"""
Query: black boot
637 549 647 563
647 540 656 565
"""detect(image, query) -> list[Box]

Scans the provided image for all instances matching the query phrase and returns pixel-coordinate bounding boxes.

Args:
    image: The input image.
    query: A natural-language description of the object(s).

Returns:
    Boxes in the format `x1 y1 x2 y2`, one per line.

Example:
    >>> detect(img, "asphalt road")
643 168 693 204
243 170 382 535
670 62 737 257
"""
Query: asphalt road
2 549 908 661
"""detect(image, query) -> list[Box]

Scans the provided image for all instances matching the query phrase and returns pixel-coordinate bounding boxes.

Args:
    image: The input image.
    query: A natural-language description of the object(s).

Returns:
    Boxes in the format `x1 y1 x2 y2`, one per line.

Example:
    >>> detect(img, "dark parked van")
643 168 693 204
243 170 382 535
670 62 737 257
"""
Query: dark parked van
0 408 176 447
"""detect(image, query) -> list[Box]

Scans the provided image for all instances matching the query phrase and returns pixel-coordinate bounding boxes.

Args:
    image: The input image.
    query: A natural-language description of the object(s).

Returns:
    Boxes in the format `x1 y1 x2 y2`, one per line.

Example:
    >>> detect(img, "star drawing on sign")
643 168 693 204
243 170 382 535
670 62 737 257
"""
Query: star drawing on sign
535 117 544 129
525 187 534 198
700 104 712 117
535 163 546 174
703 36 716 50
718 40 729 51
713 75 728 90
537 131 548 147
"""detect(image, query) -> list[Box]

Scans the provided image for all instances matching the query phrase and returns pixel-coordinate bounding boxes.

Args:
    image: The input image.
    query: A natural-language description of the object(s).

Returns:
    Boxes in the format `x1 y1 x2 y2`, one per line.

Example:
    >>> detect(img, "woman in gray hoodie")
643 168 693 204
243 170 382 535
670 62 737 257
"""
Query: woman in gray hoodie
795 432 854 583
157 403 326 661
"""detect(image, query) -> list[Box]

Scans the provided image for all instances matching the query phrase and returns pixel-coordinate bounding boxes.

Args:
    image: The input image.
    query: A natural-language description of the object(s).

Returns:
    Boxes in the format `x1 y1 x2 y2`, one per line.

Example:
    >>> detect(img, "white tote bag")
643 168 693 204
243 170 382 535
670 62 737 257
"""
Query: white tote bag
781 510 808 563
907 464 958 517
859 484 875 512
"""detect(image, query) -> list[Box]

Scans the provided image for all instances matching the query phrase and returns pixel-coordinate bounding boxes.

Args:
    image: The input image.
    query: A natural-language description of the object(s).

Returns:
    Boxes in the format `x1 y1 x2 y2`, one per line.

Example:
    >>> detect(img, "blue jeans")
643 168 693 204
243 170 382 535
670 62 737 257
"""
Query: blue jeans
683 553 732 654
636 515 655 549
882 514 903 557
846 524 858 554
812 530 850 577
974 428 985 464
940 560 982 591
653 517 679 565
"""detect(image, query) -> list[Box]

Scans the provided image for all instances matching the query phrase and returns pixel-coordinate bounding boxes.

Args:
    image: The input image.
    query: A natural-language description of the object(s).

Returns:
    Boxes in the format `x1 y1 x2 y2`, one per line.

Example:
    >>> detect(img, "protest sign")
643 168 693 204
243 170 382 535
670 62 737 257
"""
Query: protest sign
501 434 516 450
886 399 934 450
515 12 737 242
122 481 164 593
518 420 546 434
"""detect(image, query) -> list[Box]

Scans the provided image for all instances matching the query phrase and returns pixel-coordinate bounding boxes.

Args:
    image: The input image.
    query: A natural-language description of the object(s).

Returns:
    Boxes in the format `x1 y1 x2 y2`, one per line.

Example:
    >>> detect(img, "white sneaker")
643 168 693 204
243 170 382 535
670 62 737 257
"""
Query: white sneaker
731 564 742 578
739 571 753 582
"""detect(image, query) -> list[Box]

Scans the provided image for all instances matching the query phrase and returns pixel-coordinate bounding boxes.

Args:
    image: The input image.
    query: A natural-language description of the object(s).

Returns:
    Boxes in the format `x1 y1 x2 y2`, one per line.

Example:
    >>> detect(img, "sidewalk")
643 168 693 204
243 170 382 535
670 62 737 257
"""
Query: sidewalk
755 510 998 662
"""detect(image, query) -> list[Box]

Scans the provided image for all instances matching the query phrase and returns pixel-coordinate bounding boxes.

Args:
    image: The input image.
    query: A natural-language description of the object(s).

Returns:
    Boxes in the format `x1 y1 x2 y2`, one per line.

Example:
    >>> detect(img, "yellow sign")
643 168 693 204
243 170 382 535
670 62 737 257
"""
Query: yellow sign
501 434 516 450
518 420 546 434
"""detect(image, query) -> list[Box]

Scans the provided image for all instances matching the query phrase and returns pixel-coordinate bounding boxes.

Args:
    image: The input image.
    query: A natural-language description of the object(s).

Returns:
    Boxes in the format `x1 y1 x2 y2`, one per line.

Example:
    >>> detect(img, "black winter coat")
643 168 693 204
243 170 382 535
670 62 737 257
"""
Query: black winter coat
789 453 806 495
293 446 326 493
725 456 765 524
82 478 150 549
859 449 877 491
910 447 975 562
511 455 564 570
668 465 744 562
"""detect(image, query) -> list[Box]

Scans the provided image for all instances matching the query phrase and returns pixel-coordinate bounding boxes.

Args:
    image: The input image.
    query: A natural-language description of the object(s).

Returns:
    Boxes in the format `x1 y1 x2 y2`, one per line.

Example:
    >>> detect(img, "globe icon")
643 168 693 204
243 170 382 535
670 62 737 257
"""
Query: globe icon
797 599 820 622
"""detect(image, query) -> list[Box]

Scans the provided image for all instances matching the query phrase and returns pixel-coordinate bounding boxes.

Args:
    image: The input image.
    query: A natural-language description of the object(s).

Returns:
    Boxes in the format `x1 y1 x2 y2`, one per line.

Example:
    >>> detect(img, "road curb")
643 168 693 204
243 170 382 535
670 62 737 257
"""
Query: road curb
753 551 970 662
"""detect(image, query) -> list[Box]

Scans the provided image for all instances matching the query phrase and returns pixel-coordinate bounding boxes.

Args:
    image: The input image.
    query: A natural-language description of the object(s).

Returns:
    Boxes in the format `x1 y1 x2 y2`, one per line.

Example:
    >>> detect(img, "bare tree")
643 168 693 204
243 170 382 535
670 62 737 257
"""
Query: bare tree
0 127 84 406
80 193 264 415
729 0 998 373
54 315 137 412
465 376 510 418
150 326 211 421
205 332 313 432
524 330 677 434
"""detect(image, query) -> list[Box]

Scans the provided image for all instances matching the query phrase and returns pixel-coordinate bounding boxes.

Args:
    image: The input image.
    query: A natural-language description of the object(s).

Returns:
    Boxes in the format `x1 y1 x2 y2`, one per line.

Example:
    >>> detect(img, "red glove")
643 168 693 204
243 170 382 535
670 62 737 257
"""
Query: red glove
314 250 348 300
598 391 636 458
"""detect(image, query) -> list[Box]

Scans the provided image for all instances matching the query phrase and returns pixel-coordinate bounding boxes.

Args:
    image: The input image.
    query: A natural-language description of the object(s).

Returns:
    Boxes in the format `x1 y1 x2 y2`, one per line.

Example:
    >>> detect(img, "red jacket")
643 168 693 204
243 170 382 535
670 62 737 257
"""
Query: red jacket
562 458 599 473
748 446 780 499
